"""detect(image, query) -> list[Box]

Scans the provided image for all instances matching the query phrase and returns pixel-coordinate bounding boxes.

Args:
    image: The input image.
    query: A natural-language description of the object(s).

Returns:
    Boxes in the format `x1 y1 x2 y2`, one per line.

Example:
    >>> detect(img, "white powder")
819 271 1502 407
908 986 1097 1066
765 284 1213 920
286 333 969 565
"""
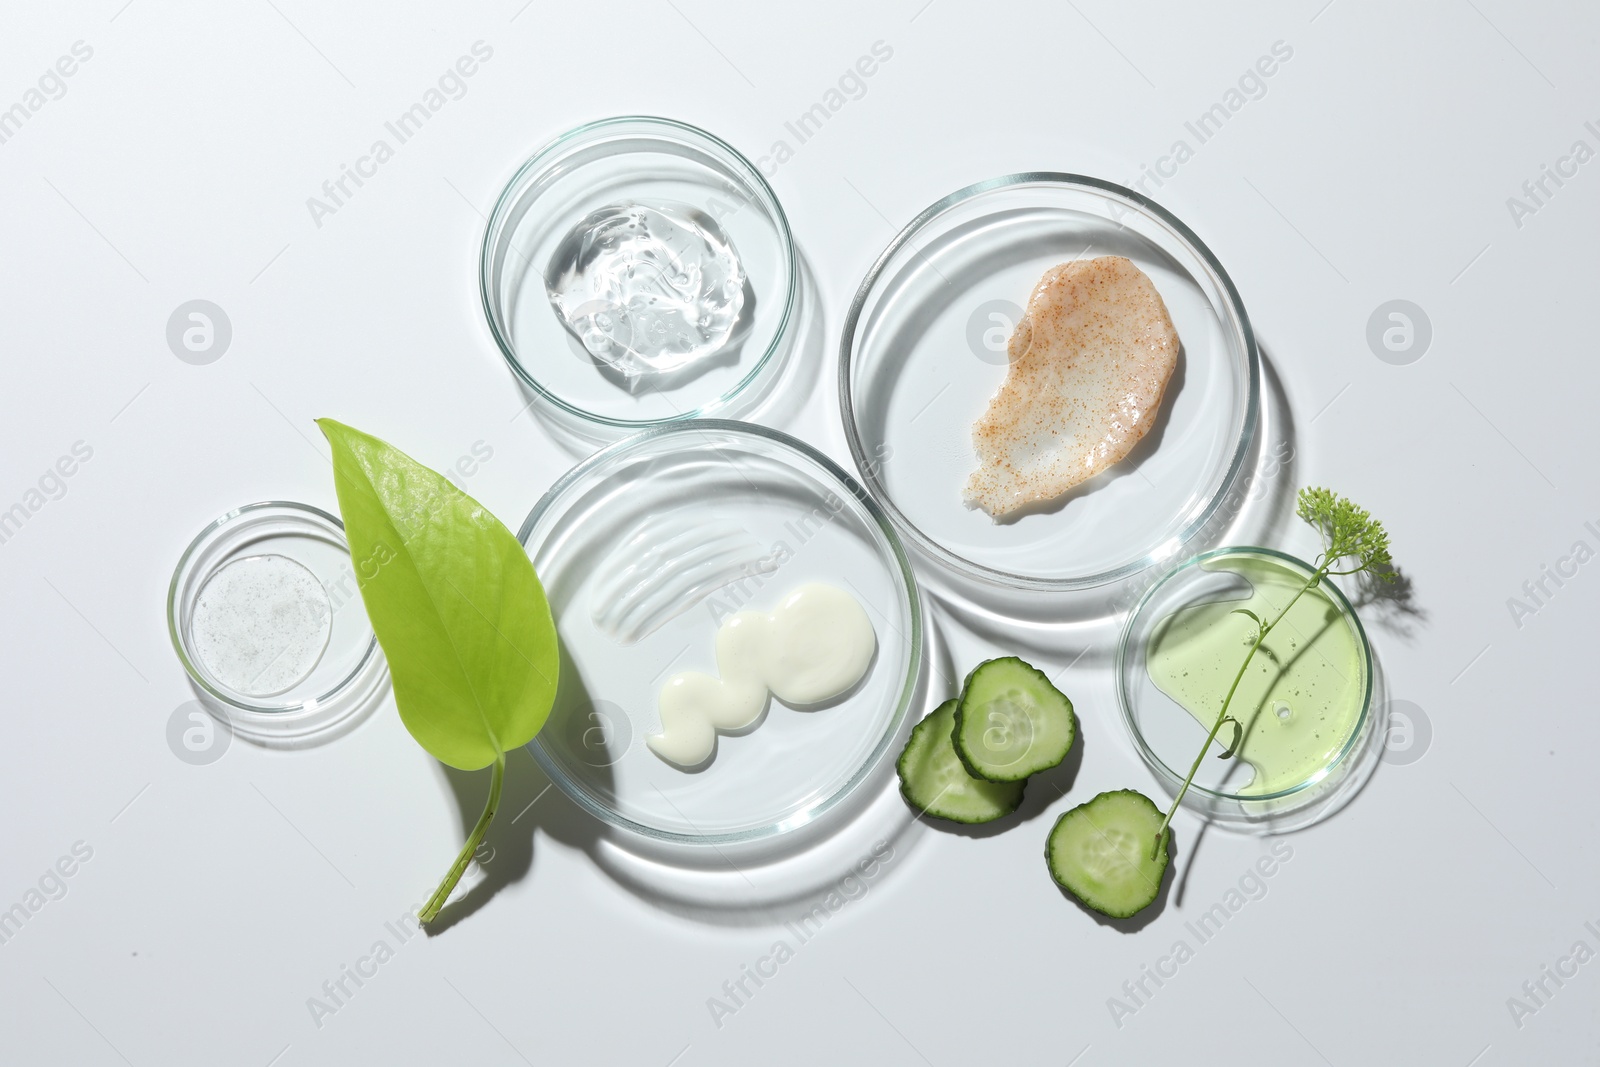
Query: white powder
191 554 332 698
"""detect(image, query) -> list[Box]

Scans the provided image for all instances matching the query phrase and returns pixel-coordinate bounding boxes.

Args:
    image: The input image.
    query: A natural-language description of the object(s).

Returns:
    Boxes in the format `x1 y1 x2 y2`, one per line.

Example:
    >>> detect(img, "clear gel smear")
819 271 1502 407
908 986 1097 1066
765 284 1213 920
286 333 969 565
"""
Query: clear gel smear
546 200 747 381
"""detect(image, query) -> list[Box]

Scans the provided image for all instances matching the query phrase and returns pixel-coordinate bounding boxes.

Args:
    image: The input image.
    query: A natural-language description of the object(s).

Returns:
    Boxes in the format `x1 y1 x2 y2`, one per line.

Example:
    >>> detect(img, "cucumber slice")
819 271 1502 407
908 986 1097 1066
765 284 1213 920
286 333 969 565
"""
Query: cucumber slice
897 699 1025 824
953 657 1076 782
1046 790 1170 918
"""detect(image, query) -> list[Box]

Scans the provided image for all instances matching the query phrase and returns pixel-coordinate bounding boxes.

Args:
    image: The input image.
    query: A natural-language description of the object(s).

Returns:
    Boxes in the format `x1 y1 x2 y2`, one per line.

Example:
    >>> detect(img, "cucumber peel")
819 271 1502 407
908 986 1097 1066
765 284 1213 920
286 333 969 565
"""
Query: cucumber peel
953 657 1076 782
897 699 1025 824
1046 789 1170 919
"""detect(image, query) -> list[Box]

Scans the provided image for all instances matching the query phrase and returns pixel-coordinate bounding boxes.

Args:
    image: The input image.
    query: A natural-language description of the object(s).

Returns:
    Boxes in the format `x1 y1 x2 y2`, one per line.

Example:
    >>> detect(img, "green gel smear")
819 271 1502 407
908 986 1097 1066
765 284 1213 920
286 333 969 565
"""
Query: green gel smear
1146 553 1364 796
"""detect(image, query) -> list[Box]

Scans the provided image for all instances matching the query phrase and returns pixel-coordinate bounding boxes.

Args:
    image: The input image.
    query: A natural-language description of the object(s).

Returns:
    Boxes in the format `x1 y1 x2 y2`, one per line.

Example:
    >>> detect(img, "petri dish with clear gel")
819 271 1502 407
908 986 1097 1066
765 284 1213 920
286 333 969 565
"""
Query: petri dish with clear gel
839 173 1260 594
517 421 921 847
481 116 798 437
168 502 388 747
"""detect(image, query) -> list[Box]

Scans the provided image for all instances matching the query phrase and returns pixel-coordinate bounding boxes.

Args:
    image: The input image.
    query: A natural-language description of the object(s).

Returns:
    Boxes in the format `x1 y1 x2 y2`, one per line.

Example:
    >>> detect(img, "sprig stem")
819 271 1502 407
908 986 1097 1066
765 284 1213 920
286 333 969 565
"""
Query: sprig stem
1149 561 1326 858
1148 487 1395 860
420 752 505 923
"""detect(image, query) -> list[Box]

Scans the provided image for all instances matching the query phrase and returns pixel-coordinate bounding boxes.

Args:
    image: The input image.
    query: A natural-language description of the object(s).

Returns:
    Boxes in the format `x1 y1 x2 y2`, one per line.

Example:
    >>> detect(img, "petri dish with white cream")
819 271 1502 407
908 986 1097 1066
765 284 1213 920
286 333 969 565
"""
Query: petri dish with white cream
518 421 921 846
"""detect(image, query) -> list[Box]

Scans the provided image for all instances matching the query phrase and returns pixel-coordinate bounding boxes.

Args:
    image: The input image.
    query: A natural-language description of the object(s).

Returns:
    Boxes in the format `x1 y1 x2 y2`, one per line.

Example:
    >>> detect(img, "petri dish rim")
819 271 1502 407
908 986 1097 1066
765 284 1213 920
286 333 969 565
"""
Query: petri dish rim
480 115 800 431
1115 545 1375 804
837 171 1262 591
167 500 383 718
516 419 924 846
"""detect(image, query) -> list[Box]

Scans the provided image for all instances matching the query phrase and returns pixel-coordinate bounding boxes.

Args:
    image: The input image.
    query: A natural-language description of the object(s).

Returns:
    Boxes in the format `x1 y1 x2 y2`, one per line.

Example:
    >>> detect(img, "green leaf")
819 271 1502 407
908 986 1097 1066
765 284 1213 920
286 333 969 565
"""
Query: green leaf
319 420 560 923
318 419 558 770
1230 607 1264 631
1217 717 1243 759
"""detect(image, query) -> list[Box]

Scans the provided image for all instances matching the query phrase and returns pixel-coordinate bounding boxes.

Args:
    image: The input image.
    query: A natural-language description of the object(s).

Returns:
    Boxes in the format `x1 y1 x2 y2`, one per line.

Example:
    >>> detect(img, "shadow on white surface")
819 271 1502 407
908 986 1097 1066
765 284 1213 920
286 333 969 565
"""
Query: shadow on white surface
425 584 945 932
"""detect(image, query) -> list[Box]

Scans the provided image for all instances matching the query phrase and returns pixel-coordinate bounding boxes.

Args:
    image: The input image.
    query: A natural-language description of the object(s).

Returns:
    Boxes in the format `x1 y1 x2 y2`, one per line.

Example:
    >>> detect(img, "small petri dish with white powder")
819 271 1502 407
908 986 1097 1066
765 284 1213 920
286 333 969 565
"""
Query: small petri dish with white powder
168 502 388 747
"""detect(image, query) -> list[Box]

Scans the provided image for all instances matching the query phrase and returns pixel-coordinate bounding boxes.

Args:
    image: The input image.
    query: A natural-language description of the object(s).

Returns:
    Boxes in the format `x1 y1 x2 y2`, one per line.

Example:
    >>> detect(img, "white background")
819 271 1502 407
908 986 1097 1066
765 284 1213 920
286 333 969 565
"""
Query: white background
2 1 1596 1064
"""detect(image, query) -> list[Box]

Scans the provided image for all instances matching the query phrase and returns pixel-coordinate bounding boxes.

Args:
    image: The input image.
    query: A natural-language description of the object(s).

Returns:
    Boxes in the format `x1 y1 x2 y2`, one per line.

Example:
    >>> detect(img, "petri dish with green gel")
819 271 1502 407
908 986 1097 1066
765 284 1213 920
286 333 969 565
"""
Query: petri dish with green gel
1117 547 1374 826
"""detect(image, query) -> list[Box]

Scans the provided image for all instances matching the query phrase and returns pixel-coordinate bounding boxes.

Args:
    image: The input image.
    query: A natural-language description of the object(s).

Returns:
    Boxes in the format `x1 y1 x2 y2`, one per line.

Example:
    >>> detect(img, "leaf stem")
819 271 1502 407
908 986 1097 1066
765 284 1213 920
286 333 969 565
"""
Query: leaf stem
419 752 505 923
1149 567 1325 858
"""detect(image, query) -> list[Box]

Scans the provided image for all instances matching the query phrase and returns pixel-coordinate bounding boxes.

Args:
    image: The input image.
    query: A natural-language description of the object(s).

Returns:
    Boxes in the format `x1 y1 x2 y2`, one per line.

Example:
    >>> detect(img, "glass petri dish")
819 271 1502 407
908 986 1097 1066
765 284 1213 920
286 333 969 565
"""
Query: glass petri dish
481 116 798 435
839 173 1259 591
517 421 921 845
1117 547 1374 825
167 502 388 747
